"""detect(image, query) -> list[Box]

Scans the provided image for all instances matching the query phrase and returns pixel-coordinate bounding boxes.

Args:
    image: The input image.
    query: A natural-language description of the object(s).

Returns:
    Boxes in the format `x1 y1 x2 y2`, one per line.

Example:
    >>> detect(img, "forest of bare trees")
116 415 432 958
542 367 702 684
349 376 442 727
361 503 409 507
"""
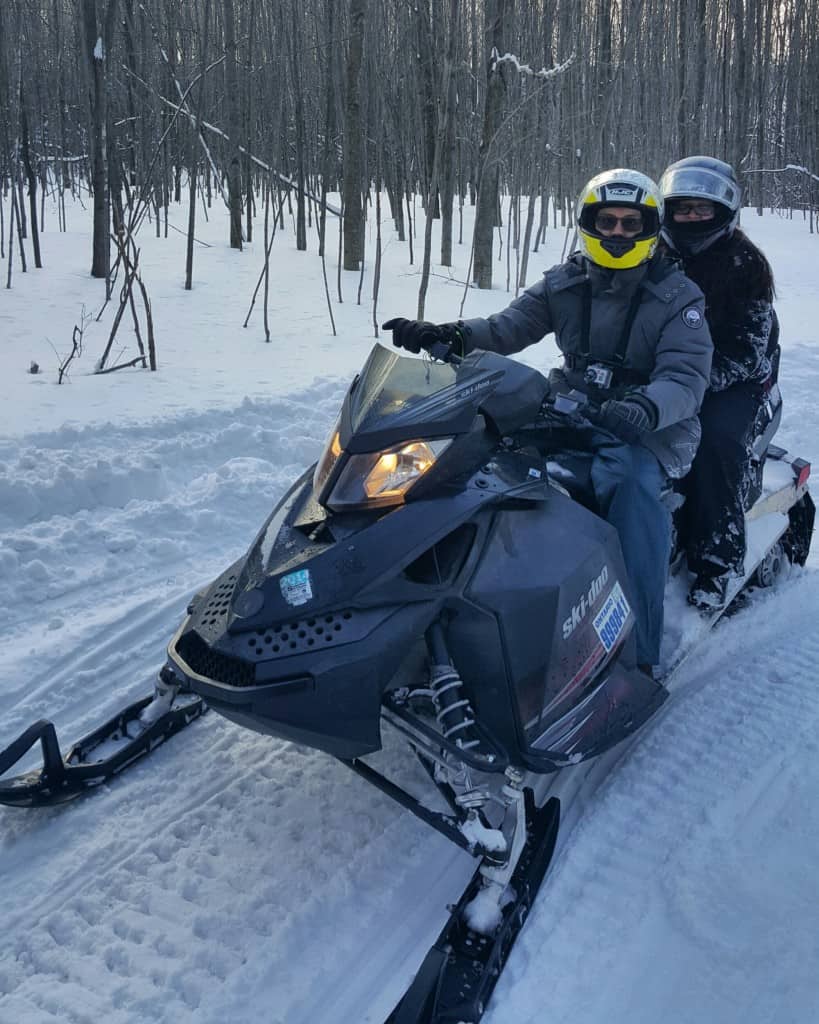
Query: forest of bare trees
1 0 818 296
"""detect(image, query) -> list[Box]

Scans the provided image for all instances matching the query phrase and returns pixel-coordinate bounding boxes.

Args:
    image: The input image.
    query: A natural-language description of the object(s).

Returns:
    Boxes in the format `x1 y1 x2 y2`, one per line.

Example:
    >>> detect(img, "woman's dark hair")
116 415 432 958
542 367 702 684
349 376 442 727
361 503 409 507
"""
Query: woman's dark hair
672 227 775 327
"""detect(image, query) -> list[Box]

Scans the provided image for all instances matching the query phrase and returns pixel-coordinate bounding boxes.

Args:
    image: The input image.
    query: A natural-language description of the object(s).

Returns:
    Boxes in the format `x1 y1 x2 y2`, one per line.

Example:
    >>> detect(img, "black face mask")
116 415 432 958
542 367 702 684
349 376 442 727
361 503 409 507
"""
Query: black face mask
599 237 637 258
663 205 736 257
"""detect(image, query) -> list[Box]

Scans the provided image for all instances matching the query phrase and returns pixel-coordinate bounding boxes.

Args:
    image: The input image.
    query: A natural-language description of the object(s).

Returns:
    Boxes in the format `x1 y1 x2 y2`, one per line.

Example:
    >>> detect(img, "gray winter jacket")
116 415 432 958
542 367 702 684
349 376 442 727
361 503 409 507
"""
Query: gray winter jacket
460 254 713 478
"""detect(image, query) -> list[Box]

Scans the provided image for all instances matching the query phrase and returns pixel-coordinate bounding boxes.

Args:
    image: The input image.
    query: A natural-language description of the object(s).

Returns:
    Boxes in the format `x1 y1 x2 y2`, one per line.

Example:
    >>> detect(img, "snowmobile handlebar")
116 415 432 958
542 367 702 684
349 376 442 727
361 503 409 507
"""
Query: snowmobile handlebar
540 388 601 422
424 338 463 365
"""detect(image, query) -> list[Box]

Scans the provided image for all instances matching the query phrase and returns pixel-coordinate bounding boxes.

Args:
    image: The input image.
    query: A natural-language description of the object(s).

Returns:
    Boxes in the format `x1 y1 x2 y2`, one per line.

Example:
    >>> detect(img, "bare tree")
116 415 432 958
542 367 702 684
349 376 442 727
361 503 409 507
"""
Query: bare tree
342 0 366 271
2 0 819 312
222 0 243 249
80 0 119 280
473 0 510 289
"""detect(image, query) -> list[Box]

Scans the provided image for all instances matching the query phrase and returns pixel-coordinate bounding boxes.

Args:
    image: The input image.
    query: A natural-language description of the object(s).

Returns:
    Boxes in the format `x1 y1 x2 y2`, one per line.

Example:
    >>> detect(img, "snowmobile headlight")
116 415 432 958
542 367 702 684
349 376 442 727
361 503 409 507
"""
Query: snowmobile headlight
313 422 343 497
327 438 452 510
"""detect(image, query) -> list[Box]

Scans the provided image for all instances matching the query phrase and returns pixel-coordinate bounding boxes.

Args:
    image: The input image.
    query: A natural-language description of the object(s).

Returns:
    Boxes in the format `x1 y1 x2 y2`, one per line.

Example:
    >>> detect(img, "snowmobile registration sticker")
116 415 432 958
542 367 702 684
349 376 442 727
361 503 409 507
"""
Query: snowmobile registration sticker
592 582 630 652
280 569 313 606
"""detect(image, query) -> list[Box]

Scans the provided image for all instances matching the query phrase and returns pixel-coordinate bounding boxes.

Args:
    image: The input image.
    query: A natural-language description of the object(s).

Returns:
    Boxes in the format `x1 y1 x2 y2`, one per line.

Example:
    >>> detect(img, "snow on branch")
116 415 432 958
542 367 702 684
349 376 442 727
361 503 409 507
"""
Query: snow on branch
744 164 819 184
784 164 819 184
490 48 576 80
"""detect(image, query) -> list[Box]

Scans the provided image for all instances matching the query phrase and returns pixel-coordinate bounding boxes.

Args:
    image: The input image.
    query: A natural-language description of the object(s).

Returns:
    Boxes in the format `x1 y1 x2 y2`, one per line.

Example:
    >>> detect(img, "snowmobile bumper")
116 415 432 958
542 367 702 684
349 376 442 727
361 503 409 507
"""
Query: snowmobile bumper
0 682 205 808
167 601 441 760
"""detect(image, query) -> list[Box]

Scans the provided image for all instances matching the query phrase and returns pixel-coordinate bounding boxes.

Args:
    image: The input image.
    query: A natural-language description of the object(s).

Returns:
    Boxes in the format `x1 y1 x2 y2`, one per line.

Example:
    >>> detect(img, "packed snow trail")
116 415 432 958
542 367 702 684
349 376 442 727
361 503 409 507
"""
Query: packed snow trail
2 205 819 1021
0 395 478 1024
2 396 816 1023
486 569 819 1024
0 388 342 731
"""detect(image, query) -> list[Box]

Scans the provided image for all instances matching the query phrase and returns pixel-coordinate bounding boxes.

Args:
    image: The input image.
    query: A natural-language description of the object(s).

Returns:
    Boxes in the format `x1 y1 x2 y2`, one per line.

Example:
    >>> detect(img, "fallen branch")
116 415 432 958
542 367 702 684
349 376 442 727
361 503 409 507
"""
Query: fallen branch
94 355 147 374
54 307 90 384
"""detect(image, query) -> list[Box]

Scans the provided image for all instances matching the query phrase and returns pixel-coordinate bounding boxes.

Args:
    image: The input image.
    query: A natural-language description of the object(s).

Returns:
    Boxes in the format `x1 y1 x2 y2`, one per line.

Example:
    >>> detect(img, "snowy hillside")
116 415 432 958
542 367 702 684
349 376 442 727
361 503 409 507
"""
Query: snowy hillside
1 195 818 1024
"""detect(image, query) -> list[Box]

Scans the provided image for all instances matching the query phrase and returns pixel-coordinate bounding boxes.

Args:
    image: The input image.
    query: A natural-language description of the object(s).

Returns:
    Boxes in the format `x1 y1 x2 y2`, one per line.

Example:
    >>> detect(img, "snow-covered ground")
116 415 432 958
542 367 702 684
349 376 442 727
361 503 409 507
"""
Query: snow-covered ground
1 191 818 1024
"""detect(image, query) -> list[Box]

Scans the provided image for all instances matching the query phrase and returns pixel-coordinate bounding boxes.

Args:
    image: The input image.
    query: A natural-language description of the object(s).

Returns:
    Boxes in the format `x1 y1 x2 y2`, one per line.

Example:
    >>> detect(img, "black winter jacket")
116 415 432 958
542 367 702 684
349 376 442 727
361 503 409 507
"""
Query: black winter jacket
675 230 776 392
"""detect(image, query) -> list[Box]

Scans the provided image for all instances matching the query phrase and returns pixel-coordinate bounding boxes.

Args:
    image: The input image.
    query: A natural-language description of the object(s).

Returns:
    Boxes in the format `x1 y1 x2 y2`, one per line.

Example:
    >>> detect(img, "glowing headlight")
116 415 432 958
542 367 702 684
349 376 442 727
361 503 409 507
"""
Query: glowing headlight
313 421 343 496
327 438 452 510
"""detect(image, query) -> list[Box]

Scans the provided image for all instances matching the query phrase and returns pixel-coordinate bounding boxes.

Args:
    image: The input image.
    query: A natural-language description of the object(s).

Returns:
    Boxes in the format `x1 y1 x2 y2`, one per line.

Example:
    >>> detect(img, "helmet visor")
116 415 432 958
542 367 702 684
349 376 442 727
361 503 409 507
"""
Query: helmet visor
660 167 740 210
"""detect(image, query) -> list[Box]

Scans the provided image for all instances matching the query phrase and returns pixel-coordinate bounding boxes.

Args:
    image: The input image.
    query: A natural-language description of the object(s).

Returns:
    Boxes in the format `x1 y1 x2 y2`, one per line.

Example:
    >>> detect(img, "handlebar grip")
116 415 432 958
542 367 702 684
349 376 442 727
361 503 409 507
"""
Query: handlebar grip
425 339 462 365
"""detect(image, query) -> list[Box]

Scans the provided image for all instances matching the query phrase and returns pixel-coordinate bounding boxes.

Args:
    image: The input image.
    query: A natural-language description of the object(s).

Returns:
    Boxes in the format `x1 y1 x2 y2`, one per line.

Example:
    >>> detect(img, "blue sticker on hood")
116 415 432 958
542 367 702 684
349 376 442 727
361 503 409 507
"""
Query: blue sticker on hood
280 569 313 607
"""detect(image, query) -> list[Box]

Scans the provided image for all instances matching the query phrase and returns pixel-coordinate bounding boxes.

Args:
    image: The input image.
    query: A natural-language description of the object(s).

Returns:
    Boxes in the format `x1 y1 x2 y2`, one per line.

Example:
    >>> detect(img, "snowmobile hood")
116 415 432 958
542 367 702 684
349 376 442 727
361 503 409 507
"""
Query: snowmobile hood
214 447 551 636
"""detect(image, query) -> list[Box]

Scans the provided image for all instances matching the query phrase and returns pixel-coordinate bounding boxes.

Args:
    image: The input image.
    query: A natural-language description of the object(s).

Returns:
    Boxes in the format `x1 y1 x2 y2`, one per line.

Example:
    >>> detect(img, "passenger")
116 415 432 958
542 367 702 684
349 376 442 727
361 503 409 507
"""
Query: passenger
384 169 712 676
659 156 778 610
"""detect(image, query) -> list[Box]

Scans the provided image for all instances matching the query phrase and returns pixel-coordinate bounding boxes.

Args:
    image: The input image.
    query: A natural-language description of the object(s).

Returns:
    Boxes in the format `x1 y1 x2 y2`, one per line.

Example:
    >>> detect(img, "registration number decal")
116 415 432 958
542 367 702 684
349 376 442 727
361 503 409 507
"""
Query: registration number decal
592 582 630 652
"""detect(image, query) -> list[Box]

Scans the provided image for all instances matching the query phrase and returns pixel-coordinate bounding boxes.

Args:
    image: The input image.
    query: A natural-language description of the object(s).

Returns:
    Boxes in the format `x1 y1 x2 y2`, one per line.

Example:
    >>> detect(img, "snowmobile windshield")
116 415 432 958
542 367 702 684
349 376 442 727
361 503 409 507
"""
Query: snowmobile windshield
346 344 547 445
348 344 460 437
313 345 549 511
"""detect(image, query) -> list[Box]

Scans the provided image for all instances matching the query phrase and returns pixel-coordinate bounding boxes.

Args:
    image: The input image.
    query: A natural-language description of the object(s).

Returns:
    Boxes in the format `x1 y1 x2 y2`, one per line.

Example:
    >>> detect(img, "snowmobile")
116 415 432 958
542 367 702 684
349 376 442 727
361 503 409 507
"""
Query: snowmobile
1 339 813 1023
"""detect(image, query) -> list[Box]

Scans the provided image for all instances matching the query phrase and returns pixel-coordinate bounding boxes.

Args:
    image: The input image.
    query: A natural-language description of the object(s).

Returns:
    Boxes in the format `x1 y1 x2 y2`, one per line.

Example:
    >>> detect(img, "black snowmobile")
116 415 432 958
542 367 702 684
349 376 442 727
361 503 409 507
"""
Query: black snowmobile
1 340 813 1023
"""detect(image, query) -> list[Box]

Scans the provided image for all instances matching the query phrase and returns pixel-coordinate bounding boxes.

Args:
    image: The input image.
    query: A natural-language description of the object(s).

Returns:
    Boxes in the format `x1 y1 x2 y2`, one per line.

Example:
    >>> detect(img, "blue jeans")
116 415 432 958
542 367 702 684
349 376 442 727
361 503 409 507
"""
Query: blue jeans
551 433 670 665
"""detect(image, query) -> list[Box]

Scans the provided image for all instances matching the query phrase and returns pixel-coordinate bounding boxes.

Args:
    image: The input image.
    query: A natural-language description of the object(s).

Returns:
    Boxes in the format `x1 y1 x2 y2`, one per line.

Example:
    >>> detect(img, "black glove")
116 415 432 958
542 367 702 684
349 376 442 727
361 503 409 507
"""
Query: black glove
547 366 570 396
598 394 659 444
382 318 466 357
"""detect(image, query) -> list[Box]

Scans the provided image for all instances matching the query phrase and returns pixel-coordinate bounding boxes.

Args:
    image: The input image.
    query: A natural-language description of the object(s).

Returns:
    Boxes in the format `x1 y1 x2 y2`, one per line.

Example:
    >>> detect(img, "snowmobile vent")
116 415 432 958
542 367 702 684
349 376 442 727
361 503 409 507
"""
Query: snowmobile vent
175 631 255 688
402 524 476 585
242 611 356 659
193 575 238 638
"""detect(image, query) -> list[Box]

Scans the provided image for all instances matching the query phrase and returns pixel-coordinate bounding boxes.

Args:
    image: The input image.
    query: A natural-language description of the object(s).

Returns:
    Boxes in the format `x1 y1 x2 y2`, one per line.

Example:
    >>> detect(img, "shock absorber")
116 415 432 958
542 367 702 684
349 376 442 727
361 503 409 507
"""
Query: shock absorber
426 621 480 751
422 622 508 860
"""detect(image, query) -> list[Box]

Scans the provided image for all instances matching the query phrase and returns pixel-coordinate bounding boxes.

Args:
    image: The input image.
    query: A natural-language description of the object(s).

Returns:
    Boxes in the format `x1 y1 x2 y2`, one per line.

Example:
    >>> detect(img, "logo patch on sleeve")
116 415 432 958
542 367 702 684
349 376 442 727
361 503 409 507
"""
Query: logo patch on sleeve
682 306 704 329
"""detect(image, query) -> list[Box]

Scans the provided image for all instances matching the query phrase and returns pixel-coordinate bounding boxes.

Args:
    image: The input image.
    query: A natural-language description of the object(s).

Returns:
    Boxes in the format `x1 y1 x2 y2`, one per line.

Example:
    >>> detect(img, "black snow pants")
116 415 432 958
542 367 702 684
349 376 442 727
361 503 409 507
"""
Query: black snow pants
681 381 764 578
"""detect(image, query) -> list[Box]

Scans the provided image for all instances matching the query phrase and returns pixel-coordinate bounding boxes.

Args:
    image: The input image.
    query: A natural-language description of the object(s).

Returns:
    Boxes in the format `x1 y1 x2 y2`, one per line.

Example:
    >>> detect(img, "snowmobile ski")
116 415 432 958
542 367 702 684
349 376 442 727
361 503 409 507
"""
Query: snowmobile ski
0 669 205 808
385 791 560 1024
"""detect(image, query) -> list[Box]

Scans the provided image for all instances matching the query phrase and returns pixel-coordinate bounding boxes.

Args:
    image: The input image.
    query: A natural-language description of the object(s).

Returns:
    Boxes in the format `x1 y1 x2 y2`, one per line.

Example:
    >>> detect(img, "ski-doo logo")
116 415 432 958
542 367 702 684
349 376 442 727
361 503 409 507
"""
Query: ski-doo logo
562 565 609 639
459 378 496 399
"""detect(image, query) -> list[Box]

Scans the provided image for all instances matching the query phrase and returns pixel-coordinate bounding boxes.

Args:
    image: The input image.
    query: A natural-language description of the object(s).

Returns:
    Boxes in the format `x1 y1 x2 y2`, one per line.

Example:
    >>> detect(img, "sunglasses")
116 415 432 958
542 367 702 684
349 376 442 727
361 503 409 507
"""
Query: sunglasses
595 212 644 234
671 202 715 218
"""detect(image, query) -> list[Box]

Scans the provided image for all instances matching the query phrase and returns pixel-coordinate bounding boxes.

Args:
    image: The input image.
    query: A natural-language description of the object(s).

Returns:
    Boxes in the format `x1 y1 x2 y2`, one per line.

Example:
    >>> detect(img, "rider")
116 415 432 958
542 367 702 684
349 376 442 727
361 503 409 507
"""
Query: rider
384 169 713 675
659 156 778 610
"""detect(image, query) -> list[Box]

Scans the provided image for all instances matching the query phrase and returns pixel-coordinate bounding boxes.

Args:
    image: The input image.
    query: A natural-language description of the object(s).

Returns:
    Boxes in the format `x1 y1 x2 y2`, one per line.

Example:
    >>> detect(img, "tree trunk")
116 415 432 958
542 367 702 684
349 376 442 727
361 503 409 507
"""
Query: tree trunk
223 0 243 249
473 0 509 289
19 83 42 269
81 0 119 279
290 3 307 251
185 161 197 290
440 0 460 267
342 0 366 271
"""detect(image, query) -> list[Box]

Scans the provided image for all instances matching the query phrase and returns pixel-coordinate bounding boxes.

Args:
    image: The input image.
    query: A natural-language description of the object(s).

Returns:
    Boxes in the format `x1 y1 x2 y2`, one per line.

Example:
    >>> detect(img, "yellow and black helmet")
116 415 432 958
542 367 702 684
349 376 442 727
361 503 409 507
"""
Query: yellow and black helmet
576 169 663 270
